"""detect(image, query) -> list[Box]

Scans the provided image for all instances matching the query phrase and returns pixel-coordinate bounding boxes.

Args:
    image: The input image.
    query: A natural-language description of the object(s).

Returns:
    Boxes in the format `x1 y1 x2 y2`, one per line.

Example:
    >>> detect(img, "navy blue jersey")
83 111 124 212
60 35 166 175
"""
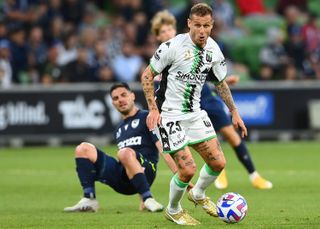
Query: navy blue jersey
200 83 232 130
114 110 159 163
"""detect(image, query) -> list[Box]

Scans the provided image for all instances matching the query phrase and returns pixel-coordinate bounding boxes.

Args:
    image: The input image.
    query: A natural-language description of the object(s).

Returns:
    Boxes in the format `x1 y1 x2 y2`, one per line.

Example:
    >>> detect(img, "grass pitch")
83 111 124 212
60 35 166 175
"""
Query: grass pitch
0 141 319 228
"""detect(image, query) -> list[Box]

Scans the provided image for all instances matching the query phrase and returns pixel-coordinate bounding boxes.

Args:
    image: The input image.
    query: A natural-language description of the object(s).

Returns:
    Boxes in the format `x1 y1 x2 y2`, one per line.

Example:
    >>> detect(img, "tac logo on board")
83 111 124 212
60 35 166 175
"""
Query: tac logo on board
58 96 105 129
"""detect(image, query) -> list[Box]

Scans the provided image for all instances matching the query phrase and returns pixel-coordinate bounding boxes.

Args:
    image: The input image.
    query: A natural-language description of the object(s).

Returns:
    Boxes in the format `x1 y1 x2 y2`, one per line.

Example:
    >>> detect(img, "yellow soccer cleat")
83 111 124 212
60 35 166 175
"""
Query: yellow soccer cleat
214 169 228 189
165 208 200 225
251 174 273 189
187 190 218 217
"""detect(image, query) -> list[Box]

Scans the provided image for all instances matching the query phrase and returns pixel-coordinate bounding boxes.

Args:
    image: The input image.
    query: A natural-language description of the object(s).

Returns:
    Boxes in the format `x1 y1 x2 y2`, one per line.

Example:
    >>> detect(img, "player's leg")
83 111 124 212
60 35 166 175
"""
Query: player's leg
64 142 99 212
117 148 163 212
186 111 225 217
157 117 199 225
220 125 273 189
189 137 225 217
165 147 200 225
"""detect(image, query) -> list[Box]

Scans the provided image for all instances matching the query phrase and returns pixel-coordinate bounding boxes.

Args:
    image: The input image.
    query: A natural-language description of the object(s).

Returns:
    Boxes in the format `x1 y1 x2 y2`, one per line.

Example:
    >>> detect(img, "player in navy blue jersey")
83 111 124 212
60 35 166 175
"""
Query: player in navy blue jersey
64 82 178 213
151 10 272 193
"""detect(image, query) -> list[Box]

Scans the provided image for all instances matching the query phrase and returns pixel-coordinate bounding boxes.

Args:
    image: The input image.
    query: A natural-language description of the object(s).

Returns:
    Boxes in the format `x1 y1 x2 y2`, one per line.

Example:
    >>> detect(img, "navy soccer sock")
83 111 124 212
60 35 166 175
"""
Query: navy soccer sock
76 158 96 199
130 173 152 201
234 141 256 174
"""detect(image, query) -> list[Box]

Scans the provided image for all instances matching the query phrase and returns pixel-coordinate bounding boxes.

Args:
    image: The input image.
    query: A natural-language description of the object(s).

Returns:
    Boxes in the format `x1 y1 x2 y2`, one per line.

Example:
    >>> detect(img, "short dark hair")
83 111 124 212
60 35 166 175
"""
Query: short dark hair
110 82 131 95
189 3 213 18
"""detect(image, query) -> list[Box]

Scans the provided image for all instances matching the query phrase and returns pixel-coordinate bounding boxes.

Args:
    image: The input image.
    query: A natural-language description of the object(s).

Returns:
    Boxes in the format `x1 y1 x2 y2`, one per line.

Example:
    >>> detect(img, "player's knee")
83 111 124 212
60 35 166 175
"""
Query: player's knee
75 142 95 158
210 158 226 173
181 163 196 181
117 148 136 165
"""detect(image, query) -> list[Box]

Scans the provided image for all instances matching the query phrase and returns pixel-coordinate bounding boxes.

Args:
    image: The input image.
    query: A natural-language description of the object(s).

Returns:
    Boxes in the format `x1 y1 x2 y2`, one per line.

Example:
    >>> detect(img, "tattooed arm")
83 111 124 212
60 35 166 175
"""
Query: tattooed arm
215 80 237 112
141 65 160 130
215 80 248 137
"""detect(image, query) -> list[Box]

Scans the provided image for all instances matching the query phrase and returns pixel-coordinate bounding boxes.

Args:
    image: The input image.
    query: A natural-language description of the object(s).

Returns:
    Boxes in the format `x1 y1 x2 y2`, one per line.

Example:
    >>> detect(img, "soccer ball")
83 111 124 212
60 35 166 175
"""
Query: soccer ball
216 192 248 223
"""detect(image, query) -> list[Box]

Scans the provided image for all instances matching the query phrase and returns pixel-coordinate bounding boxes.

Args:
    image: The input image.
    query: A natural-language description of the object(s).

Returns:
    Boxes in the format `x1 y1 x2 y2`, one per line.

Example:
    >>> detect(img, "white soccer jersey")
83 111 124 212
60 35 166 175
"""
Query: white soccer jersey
150 33 226 118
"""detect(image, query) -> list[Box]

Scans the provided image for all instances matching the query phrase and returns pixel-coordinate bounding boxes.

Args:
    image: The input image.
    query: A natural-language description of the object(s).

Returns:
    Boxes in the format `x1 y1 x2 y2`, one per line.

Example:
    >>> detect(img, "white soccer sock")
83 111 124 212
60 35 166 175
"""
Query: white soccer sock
167 174 188 214
192 164 220 200
249 171 259 181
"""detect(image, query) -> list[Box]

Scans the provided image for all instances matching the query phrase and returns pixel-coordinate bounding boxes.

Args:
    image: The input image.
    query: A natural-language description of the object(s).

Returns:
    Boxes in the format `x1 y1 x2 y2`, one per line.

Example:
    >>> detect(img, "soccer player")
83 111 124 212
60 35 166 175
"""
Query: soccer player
64 82 178 213
150 10 272 190
141 3 247 225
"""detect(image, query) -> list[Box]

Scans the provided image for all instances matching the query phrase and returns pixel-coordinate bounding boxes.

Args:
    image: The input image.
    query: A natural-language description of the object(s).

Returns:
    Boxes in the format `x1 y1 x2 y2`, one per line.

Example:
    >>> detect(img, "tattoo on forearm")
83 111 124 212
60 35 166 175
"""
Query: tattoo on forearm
216 81 236 111
141 69 157 111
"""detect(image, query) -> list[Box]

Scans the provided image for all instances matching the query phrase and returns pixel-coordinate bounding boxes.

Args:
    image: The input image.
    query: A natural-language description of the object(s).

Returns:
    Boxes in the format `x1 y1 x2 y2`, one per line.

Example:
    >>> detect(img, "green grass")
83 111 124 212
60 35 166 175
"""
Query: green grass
0 142 319 228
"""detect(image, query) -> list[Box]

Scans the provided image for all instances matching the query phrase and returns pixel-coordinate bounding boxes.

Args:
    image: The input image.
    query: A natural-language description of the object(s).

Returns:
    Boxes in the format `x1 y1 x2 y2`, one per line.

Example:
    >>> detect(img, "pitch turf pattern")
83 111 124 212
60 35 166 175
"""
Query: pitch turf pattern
0 142 319 228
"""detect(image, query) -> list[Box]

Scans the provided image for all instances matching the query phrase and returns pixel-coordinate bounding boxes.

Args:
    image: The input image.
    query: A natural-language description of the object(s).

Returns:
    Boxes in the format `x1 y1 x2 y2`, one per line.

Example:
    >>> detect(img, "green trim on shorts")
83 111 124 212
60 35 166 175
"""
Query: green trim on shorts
163 142 189 154
205 164 221 176
188 135 217 145
173 174 189 188
149 63 159 75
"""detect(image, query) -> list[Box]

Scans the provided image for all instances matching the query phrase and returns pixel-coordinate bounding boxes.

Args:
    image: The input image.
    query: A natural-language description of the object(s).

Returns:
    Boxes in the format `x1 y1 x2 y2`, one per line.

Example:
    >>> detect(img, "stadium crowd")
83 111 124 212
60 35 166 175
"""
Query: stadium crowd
0 0 319 88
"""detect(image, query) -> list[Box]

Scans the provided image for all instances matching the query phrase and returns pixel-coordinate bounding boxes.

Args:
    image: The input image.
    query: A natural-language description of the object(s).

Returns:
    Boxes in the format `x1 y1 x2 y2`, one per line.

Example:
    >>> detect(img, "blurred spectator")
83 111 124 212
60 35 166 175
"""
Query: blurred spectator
283 62 298 80
236 0 266 16
27 25 47 70
283 5 301 38
111 40 143 82
259 27 288 77
256 64 274 81
40 0 62 29
40 43 61 84
284 25 306 72
301 13 320 54
276 0 307 16
212 0 248 38
90 40 114 82
44 16 64 45
57 31 78 67
0 39 12 87
61 0 84 26
61 47 92 82
0 20 8 40
9 27 28 83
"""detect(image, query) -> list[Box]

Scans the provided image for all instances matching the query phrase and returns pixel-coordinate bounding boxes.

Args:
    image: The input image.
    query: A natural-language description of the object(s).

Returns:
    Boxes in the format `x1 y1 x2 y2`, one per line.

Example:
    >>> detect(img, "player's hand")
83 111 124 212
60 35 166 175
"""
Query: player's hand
147 109 161 131
231 109 247 138
226 75 240 86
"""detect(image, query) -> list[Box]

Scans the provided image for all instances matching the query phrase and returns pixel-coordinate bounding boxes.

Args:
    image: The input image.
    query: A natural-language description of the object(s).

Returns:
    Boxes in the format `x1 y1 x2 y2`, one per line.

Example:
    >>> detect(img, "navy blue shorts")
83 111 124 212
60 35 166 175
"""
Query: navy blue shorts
202 95 232 131
94 148 157 195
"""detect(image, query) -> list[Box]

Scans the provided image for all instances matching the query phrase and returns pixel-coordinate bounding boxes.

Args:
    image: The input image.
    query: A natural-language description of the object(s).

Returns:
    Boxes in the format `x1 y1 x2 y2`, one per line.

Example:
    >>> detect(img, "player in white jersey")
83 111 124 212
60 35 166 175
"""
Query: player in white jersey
141 3 247 226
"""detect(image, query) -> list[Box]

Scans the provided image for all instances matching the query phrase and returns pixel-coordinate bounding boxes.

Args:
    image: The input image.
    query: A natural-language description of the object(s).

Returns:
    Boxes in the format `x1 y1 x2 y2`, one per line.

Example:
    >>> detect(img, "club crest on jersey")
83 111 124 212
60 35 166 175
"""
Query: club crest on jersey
184 49 193 60
206 51 213 62
131 119 140 129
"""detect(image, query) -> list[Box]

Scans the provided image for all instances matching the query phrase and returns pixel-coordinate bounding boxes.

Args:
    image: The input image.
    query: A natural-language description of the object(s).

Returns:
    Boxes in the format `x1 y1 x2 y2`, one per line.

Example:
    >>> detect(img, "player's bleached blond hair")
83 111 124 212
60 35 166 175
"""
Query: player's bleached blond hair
151 10 176 36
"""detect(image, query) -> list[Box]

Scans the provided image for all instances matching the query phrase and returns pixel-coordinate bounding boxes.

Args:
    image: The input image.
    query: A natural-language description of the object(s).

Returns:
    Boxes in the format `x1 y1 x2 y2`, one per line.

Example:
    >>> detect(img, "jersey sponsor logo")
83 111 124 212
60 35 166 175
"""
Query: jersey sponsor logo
131 119 140 128
124 124 129 130
117 136 142 148
172 135 186 147
175 71 207 84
